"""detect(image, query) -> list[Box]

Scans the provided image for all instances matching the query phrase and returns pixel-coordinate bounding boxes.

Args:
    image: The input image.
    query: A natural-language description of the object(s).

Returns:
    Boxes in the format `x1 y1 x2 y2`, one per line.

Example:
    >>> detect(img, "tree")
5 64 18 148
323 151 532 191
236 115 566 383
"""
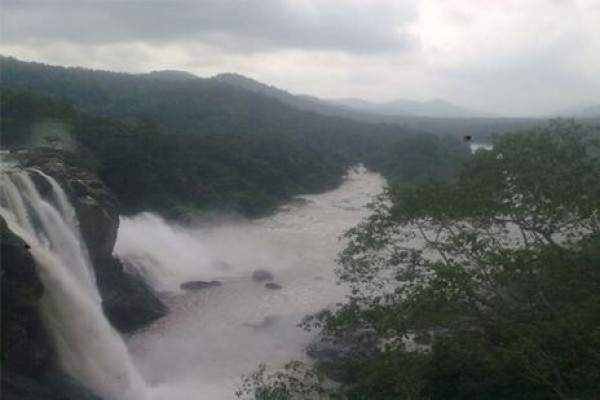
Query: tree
242 121 600 399
326 120 600 399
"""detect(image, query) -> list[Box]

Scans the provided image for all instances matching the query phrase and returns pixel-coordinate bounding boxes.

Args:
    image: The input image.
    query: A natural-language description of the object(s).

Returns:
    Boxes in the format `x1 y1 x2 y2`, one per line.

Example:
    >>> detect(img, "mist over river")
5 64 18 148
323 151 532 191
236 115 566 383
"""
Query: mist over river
115 167 385 400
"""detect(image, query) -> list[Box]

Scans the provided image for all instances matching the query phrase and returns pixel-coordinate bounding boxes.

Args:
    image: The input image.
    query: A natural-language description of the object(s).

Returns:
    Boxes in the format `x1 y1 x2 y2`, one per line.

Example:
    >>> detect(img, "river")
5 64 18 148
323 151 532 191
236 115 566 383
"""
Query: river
115 166 385 399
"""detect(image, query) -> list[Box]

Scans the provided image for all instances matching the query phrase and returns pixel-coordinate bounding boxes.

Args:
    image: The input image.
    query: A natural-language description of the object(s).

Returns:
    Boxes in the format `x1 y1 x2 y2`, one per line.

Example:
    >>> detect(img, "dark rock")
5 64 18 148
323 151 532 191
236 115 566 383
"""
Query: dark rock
252 269 274 282
97 257 167 333
1 150 168 398
265 282 282 290
180 280 222 290
1 217 52 379
2 218 100 399
16 149 167 333
2 370 101 400
288 197 313 207
16 149 119 264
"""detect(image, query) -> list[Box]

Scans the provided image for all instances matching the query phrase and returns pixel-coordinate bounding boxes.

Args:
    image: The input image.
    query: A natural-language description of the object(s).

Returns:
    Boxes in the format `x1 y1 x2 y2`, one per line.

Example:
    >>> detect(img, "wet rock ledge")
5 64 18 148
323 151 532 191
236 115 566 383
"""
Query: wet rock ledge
2 149 167 398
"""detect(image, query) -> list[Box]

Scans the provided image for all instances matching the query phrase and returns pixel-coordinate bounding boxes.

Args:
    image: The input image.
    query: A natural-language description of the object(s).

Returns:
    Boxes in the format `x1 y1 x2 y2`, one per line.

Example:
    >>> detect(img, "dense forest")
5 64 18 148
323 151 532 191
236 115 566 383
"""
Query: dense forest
237 120 600 400
1 58 470 218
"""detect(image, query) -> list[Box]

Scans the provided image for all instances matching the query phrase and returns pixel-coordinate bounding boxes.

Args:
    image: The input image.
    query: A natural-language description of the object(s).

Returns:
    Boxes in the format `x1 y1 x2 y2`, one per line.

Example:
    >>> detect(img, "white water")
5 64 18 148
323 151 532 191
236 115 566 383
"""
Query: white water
470 143 493 153
1 165 383 400
117 167 385 399
0 167 147 400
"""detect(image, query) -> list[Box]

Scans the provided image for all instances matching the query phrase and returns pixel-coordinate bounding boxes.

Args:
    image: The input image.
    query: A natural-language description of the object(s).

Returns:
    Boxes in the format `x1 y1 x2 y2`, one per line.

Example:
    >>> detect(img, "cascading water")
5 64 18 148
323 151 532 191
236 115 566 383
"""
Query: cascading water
0 166 148 400
119 166 385 399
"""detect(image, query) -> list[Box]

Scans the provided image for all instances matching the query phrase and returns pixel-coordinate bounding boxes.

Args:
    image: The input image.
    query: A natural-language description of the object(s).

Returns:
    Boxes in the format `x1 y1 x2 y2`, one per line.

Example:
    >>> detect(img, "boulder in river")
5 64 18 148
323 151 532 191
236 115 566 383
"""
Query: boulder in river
252 269 274 282
265 282 282 290
180 280 222 291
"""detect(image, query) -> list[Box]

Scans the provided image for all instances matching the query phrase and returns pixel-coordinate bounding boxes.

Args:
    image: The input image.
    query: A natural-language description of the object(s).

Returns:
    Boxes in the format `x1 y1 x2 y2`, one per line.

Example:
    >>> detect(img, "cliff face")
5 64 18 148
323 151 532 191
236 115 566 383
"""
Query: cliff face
1 149 167 398
17 149 168 332
1 218 50 379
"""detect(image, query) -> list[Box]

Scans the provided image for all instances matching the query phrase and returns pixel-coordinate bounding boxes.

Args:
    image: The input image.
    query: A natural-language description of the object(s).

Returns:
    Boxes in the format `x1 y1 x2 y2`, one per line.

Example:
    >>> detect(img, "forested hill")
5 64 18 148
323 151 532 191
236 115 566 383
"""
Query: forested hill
0 56 393 138
1 56 559 140
1 57 471 218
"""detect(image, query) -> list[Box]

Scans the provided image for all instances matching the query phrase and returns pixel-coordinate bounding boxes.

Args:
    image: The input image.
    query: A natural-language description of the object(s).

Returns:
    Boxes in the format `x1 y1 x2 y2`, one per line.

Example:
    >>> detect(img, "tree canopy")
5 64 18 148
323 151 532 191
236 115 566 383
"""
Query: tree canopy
1 88 469 218
240 121 600 399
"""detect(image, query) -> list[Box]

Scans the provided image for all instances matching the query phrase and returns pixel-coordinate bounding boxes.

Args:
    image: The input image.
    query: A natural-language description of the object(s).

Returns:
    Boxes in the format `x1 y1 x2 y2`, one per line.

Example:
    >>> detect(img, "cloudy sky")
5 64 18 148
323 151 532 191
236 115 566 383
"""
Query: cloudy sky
2 0 599 116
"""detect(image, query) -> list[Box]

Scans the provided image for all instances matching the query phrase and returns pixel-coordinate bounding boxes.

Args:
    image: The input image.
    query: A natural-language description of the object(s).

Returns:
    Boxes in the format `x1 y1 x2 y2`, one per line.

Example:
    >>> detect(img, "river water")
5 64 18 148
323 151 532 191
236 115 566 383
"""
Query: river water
115 167 385 399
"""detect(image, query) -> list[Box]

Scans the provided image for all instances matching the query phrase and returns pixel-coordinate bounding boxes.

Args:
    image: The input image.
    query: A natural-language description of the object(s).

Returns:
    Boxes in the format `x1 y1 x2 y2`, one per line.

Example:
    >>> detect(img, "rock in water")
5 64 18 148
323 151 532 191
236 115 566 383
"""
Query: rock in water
98 258 167 333
180 280 222 290
252 269 274 282
265 282 282 290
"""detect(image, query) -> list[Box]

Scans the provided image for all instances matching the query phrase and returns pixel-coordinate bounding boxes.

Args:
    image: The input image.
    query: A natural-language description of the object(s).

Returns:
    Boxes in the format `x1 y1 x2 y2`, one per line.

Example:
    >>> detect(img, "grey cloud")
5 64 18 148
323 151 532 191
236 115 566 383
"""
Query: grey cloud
1 0 418 53
433 31 597 115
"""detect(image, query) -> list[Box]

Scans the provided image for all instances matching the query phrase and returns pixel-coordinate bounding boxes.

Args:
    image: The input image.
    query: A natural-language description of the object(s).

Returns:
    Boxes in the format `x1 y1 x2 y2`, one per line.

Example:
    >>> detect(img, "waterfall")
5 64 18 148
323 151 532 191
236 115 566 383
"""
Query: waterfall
0 167 148 400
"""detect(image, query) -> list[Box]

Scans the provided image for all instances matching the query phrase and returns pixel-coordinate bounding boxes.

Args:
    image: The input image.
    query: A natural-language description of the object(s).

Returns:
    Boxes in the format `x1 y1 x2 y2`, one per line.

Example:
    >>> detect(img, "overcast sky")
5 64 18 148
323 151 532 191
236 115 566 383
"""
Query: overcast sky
1 0 599 116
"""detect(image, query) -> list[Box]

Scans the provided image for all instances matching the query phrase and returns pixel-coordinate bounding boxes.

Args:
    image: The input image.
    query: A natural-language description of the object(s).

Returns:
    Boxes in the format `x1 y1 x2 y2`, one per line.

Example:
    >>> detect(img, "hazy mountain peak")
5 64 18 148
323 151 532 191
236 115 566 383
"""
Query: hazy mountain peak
146 70 199 81
551 102 600 118
213 73 276 93
331 97 497 118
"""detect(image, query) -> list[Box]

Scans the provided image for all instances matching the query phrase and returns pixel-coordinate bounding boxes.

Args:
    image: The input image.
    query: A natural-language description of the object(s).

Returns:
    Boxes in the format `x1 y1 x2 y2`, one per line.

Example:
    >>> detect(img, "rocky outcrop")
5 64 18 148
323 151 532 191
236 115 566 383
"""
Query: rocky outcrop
15 149 167 331
180 280 222 290
17 149 120 264
96 257 167 332
2 149 167 397
265 282 283 290
1 218 49 379
252 269 274 282
1 218 100 399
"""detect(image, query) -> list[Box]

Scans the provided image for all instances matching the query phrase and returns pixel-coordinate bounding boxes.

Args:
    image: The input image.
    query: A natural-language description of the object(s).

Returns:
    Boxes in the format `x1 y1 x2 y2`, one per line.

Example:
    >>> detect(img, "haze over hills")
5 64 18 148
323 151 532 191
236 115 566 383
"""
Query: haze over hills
146 70 199 82
331 97 498 118
4 56 597 144
0 56 404 140
210 72 502 120
149 68 600 124
150 69 600 121
210 72 357 119
1 56 475 218
144 67 597 139
550 102 600 119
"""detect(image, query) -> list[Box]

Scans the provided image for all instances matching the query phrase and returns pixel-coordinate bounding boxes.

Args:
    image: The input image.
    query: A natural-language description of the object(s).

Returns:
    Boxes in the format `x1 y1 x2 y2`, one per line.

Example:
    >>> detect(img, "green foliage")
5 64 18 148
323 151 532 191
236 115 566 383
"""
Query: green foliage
329 121 600 399
366 133 471 186
0 88 76 148
236 362 333 400
242 121 600 399
1 85 469 218
0 90 350 216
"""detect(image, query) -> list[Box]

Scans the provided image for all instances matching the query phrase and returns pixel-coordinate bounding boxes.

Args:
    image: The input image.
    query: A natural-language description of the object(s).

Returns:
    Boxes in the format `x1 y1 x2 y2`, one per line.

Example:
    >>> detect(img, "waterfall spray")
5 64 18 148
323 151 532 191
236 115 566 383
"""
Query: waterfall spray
0 167 148 400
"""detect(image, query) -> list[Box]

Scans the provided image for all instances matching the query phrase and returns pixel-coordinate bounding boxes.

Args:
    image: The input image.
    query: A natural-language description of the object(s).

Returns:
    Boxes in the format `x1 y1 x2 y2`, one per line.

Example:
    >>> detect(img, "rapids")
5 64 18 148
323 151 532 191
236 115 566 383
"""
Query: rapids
1 164 383 400
118 167 385 399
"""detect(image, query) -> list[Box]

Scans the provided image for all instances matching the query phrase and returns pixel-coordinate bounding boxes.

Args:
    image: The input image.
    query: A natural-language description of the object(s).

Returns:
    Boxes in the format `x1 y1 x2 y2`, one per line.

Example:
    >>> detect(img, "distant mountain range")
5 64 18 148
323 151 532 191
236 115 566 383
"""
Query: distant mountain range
145 70 497 119
330 98 498 119
5 56 594 142
550 102 600 119
211 72 365 119
147 70 199 81
149 69 600 121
